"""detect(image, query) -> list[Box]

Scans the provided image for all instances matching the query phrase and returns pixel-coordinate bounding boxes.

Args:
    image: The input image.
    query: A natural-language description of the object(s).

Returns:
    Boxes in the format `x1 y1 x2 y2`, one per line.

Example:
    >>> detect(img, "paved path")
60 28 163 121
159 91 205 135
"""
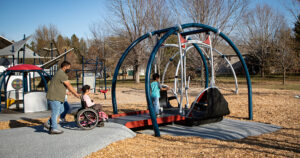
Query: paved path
0 103 81 121
0 122 136 158
139 118 281 140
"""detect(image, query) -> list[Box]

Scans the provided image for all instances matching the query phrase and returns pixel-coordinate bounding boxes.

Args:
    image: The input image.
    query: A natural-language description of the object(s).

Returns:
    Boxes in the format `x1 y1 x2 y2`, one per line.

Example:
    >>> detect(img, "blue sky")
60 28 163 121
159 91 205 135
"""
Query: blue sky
0 0 109 41
0 0 296 41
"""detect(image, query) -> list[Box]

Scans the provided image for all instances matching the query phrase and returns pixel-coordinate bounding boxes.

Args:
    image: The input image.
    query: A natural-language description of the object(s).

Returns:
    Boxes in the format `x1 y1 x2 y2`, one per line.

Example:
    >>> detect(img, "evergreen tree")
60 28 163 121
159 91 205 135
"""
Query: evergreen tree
294 15 300 43
56 35 66 53
79 38 87 56
70 34 82 63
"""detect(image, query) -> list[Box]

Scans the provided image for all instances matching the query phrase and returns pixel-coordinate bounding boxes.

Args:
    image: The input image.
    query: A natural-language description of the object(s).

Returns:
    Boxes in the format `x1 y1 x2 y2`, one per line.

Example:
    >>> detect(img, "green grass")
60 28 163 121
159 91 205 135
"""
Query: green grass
69 74 300 91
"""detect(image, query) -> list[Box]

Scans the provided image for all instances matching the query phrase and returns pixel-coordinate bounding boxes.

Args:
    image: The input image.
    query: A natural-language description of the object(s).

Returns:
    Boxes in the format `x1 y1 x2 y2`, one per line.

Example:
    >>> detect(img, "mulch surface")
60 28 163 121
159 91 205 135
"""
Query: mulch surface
1 87 299 157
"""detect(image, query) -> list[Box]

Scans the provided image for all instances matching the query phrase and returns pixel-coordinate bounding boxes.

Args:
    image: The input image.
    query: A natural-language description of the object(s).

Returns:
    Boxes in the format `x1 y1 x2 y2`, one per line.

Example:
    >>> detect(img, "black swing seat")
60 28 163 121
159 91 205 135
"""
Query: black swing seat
159 90 174 108
186 87 230 126
168 96 177 100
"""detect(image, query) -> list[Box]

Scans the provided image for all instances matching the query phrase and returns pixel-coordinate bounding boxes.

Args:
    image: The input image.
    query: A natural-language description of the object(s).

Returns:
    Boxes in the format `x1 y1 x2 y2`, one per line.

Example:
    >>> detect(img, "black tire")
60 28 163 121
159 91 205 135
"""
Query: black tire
76 108 99 130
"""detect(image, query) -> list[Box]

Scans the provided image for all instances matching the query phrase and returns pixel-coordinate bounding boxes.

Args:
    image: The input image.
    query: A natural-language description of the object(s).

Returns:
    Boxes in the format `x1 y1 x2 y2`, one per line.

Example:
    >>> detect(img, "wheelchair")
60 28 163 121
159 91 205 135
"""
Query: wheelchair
74 98 108 130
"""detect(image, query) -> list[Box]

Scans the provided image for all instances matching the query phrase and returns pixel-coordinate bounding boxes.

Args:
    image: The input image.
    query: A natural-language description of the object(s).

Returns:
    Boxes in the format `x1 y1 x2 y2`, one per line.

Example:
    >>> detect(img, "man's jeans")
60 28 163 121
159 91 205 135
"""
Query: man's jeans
47 100 64 130
152 97 160 115
60 101 70 119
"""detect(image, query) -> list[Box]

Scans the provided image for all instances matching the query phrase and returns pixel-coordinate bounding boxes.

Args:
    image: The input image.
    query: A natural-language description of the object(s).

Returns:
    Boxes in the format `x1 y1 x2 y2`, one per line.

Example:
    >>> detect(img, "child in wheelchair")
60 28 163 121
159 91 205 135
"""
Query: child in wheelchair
82 85 103 112
76 85 108 129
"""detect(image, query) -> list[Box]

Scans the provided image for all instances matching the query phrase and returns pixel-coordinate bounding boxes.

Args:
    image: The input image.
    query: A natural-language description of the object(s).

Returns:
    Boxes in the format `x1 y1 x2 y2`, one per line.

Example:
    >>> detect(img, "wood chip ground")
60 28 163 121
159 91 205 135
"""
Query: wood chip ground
1 87 299 157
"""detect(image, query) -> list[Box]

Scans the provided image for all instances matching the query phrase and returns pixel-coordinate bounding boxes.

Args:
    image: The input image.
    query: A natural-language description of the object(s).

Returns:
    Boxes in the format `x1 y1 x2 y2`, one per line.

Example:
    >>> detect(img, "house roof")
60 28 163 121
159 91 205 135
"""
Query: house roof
0 36 31 56
6 46 44 59
0 36 13 49
0 36 44 59
0 36 43 59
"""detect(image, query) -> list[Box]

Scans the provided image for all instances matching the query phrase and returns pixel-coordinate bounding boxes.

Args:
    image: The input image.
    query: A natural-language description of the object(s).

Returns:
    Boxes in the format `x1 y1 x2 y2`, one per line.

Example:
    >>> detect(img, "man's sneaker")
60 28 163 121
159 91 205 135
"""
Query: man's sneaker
97 121 105 127
59 118 68 124
50 129 64 135
44 122 50 130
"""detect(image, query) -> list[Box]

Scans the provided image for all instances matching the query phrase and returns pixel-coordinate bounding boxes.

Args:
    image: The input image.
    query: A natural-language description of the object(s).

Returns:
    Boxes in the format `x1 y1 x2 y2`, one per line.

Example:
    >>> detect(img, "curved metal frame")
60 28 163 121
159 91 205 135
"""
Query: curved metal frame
111 23 253 137
145 23 253 136
111 28 210 115
183 27 252 110
161 45 209 89
160 45 193 110
197 45 239 94
161 39 239 111
213 48 239 94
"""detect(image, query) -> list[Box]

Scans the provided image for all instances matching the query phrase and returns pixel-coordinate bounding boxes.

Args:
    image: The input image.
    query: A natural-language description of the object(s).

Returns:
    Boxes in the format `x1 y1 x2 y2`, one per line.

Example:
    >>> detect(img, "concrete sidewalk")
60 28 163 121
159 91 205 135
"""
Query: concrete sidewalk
139 118 281 140
0 122 136 158
0 103 81 122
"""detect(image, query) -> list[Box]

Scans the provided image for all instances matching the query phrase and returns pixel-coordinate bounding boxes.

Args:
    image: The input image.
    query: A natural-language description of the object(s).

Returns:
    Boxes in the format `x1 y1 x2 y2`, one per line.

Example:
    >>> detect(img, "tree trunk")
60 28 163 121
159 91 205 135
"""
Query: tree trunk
134 64 140 83
283 68 286 85
261 68 265 78
261 61 265 78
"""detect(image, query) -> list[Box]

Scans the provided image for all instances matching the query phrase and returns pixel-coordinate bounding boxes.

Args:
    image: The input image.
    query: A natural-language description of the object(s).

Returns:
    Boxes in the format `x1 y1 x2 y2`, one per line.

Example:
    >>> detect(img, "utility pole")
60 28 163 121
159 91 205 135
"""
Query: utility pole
23 34 26 64
43 42 57 76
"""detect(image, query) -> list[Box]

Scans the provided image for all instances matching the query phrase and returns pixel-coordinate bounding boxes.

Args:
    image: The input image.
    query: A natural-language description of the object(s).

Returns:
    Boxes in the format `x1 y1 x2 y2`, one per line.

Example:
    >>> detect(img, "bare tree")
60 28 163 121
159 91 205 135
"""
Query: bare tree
240 4 284 77
105 0 174 83
274 23 297 85
148 0 174 76
171 0 248 39
105 0 155 83
284 0 300 22
171 0 249 85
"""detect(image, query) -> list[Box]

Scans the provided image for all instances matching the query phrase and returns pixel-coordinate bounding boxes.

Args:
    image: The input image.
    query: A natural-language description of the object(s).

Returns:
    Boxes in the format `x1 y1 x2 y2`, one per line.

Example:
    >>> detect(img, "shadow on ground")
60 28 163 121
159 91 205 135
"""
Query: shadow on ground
9 117 48 133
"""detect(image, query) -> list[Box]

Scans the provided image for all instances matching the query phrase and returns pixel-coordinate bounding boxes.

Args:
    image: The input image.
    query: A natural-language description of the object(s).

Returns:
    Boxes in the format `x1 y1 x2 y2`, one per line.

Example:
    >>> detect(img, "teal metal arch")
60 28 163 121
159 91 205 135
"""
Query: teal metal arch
192 42 209 88
111 30 210 115
145 23 253 137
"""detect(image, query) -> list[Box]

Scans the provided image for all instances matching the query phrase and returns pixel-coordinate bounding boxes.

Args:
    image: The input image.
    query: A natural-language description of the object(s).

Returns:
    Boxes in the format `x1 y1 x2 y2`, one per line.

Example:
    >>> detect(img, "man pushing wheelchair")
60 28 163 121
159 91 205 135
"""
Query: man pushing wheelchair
44 61 107 134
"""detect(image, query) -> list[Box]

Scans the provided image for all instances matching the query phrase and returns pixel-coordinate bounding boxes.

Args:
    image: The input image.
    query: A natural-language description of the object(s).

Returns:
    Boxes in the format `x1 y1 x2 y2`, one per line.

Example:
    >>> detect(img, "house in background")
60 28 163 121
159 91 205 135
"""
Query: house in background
0 35 44 73
213 45 250 75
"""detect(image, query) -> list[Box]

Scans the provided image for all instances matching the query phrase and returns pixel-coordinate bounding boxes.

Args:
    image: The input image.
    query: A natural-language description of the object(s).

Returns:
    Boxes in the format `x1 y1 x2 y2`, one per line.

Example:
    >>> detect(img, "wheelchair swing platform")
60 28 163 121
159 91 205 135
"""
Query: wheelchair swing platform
109 88 230 129
109 108 187 129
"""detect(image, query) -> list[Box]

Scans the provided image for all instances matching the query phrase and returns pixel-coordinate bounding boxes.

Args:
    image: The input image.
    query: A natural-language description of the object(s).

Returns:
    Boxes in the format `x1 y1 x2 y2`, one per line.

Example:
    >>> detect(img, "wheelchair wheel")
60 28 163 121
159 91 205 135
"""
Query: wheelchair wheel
76 108 99 130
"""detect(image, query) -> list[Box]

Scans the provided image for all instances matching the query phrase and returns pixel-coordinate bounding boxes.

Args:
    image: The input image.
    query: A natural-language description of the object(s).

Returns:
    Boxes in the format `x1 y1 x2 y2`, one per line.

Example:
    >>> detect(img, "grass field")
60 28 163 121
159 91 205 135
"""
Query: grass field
73 74 300 91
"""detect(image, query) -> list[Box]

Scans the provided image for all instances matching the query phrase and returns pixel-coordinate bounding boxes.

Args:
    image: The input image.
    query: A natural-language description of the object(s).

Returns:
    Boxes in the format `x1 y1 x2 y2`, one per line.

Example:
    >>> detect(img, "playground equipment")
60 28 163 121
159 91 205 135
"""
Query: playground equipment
161 44 239 94
160 35 239 110
110 23 253 137
68 56 108 98
0 45 74 112
0 64 51 112
41 48 74 75
75 97 108 130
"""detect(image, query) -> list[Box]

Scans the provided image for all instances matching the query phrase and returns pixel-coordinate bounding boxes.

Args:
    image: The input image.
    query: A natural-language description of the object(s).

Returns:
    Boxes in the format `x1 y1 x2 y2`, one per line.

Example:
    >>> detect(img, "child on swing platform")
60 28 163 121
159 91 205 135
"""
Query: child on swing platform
82 85 103 112
151 73 169 116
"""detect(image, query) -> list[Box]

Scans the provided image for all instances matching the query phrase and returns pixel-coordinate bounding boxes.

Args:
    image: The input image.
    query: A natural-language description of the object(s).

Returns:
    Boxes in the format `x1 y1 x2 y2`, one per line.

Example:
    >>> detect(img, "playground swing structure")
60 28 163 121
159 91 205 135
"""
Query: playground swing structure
159 32 239 115
190 41 239 94
111 23 253 137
